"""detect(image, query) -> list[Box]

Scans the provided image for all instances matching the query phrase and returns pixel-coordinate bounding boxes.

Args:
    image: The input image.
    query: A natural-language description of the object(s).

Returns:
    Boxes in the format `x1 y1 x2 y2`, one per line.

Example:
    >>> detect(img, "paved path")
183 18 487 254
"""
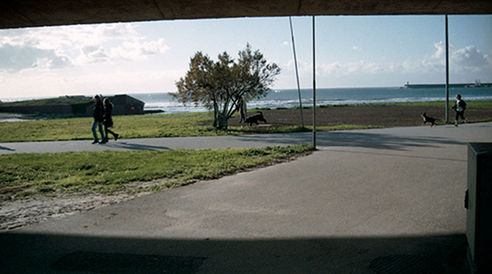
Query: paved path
1 123 491 273
1 122 491 154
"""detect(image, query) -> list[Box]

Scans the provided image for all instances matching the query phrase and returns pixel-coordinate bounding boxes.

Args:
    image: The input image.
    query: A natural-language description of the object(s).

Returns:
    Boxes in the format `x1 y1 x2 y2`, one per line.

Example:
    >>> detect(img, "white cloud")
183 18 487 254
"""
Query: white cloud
352 46 362 51
281 41 491 86
0 23 169 71
431 41 444 59
282 41 289 47
140 39 169 55
400 42 490 75
319 60 390 77
452 45 487 70
0 43 72 72
0 66 185 99
284 59 312 75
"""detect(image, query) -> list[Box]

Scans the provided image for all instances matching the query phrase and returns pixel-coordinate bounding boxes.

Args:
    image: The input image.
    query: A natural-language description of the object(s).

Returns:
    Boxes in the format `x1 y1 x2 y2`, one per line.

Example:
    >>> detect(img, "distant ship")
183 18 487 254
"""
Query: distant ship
402 80 492 89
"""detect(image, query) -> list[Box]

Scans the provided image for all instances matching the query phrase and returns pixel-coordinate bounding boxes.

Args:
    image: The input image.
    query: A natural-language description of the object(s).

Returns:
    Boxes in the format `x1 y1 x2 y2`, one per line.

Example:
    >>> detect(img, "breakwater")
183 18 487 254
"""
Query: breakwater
403 83 492 89
0 95 145 117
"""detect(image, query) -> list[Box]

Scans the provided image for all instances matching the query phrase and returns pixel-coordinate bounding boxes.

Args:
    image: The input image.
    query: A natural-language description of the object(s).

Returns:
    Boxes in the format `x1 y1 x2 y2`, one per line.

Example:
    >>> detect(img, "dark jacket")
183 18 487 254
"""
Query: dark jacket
452 100 466 112
93 101 104 122
103 103 113 127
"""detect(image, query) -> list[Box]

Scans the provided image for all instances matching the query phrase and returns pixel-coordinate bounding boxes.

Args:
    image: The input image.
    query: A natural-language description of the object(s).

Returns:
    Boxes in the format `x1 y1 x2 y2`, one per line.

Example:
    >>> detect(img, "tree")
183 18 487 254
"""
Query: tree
173 44 281 129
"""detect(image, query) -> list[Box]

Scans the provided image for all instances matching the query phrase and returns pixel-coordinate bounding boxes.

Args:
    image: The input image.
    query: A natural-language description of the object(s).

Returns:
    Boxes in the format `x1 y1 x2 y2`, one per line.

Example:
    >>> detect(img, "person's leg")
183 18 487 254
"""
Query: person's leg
107 128 118 140
460 111 466 122
103 125 109 142
91 121 99 143
98 122 106 142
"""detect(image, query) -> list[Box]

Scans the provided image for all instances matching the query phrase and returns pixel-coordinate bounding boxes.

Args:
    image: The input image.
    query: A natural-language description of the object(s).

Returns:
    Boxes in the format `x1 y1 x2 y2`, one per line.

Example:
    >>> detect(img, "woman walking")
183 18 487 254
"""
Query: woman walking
101 98 119 143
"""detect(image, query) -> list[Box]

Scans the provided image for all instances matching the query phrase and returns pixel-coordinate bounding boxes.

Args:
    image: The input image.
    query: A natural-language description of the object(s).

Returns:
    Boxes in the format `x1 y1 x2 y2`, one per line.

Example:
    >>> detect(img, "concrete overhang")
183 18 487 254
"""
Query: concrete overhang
1 0 492 29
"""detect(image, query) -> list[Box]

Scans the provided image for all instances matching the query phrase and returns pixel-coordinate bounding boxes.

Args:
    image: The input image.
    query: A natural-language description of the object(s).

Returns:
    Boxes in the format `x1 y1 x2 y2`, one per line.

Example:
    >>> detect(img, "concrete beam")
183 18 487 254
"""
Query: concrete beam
1 0 491 29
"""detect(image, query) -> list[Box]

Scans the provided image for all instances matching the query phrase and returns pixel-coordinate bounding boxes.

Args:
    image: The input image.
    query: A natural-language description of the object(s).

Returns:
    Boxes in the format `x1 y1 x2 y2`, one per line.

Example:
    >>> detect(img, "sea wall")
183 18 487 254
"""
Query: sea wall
0 95 144 117
404 83 492 89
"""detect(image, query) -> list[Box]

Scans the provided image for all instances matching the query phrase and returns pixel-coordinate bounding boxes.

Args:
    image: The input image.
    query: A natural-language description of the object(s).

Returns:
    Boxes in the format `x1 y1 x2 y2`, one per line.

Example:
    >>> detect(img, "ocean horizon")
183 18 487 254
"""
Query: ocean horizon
132 86 492 114
2 86 492 115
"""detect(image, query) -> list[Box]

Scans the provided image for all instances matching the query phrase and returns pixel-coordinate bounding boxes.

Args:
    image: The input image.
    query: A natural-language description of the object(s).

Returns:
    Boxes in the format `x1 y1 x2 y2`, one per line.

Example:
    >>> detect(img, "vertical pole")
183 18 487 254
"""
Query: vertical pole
312 16 317 149
289 16 304 127
445 14 450 123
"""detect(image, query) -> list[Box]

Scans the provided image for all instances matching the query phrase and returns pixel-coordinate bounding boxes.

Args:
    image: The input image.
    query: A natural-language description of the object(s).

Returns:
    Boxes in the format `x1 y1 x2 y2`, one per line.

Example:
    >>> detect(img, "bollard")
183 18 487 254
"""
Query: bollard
466 143 492 273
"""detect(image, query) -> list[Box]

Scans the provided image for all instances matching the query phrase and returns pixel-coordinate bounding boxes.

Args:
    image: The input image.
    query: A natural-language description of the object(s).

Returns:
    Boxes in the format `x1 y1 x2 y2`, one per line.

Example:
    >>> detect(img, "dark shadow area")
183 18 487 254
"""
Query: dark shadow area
227 126 310 135
237 131 465 151
324 149 467 163
102 142 170 151
0 145 15 151
52 251 205 273
0 232 469 273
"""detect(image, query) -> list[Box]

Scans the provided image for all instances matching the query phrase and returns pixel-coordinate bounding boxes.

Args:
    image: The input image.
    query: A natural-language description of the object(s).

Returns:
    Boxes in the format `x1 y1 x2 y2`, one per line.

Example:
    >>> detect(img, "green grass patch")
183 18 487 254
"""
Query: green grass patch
1 99 490 142
0 144 313 201
0 112 377 142
0 112 220 142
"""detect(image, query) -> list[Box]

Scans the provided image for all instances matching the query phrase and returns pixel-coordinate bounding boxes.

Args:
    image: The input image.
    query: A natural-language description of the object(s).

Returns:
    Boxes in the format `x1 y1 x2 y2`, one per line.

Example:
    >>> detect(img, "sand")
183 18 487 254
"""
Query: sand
228 105 492 128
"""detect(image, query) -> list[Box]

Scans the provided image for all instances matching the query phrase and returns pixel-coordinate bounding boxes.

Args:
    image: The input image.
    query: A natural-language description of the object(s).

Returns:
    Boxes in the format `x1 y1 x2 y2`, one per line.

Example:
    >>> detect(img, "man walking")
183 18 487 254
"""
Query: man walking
91 95 105 144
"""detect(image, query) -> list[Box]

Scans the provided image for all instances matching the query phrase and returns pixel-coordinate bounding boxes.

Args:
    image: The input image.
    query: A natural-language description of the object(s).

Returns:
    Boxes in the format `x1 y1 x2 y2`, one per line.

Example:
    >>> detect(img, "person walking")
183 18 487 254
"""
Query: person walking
452 93 467 126
237 97 247 123
91 95 105 144
101 97 119 143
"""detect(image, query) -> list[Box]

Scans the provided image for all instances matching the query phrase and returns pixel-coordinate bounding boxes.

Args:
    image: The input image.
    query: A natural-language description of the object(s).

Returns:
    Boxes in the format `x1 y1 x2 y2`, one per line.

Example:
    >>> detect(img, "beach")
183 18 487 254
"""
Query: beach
0 112 32 122
229 104 492 128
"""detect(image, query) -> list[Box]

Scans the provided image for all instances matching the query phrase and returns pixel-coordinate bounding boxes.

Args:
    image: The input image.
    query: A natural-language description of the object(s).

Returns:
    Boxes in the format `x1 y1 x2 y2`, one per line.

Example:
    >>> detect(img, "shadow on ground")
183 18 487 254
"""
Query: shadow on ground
0 232 469 273
0 145 15 151
102 142 170 151
237 131 464 151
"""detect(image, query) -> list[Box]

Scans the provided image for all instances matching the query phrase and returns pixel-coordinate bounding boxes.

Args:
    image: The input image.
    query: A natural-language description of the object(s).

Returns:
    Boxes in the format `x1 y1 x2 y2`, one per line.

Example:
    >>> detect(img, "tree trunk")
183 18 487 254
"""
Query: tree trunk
217 112 228 130
213 101 219 128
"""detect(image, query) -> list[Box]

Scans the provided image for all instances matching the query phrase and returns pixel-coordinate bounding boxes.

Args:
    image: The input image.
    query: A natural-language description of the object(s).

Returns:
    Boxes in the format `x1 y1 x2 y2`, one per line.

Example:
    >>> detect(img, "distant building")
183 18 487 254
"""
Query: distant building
110 95 145 115
0 94 145 117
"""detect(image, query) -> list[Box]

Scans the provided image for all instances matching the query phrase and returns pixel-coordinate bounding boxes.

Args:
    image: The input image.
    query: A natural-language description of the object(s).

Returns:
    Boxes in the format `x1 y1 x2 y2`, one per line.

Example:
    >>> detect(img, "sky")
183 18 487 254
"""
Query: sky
0 15 491 100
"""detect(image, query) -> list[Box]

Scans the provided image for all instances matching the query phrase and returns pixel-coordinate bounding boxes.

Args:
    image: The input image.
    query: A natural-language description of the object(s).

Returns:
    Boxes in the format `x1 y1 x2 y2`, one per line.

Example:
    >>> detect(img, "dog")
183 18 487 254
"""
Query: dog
244 111 267 126
420 112 437 126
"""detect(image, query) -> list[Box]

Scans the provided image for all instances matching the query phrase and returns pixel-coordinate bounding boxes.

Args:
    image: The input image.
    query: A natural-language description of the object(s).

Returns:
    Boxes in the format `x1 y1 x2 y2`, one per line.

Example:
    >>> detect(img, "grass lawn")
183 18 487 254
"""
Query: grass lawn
1 100 490 142
0 144 313 202
0 111 378 142
0 112 220 142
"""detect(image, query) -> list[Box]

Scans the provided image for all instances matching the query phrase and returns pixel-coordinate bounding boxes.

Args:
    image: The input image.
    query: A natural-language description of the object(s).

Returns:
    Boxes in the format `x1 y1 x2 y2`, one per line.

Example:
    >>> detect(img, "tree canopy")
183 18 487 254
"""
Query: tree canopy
173 44 280 129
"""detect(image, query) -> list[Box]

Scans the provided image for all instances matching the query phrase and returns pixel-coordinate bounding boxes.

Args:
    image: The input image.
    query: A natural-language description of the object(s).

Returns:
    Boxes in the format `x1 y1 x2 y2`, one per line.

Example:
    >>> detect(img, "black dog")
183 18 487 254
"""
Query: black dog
244 111 267 126
420 112 437 126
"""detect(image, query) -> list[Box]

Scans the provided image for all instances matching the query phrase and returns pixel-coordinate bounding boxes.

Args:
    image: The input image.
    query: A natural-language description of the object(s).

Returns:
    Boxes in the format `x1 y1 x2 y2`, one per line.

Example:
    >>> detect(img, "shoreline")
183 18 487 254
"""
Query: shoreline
2 99 492 121
0 112 33 122
0 101 491 143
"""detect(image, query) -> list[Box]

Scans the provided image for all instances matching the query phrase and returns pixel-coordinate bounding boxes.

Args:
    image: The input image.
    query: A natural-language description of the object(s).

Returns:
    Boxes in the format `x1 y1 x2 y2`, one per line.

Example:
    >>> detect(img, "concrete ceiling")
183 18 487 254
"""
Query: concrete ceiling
1 0 491 29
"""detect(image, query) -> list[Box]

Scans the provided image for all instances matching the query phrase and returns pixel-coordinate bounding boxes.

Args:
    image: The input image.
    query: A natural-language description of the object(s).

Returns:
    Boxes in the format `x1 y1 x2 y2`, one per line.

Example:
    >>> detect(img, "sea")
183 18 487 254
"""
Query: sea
1 86 492 119
130 86 492 114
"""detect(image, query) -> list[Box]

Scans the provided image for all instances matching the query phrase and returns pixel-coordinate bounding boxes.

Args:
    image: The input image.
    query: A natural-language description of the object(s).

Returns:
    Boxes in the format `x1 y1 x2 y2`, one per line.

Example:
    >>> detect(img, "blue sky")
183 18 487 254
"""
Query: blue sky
0 15 491 99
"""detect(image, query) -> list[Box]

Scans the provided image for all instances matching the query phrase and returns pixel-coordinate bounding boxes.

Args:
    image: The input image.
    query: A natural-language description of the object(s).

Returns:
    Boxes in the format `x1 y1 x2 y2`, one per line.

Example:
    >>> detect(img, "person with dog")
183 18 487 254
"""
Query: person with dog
452 93 467 126
100 97 119 143
91 95 105 144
